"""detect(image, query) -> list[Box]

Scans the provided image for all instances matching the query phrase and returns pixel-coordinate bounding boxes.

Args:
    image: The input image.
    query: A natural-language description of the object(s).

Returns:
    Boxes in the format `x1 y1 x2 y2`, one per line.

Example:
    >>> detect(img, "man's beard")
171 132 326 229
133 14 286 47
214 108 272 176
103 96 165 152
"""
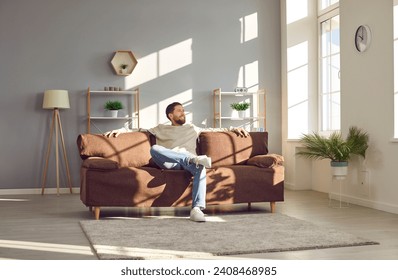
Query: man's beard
174 116 186 125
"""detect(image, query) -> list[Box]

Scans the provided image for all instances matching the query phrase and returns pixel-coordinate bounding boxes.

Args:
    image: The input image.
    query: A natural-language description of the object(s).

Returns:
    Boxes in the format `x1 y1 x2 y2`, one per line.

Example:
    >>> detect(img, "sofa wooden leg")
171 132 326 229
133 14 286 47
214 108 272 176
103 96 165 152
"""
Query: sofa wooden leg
270 202 276 213
93 207 100 220
248 202 251 211
89 206 92 212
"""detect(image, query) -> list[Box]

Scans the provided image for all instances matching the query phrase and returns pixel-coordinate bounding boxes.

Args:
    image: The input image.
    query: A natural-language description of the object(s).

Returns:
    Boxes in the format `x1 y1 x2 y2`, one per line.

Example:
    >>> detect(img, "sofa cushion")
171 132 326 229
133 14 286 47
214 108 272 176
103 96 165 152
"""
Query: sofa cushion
198 132 268 167
247 154 284 168
77 132 153 167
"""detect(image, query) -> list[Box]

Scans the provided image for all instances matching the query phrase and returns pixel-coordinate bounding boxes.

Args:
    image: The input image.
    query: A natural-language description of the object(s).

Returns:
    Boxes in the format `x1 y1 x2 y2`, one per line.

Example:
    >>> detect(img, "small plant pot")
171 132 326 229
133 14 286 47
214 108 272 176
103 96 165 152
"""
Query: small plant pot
231 110 246 119
231 110 239 119
106 110 119 118
330 161 348 180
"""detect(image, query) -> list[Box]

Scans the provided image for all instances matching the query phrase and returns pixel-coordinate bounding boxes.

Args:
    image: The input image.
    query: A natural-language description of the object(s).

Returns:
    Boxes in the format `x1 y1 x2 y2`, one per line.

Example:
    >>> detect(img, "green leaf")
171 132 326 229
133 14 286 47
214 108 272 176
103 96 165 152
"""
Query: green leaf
104 100 123 110
296 126 369 162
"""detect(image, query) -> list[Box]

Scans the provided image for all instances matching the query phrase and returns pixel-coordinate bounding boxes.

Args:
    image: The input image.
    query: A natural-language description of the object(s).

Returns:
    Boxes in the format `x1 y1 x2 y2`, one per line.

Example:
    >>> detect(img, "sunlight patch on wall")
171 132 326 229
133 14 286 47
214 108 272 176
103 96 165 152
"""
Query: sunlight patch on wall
139 103 158 128
240 12 258 43
158 89 193 125
124 39 193 89
126 52 158 88
287 41 309 139
159 39 192 76
244 61 259 90
237 60 259 91
286 0 308 25
288 41 308 71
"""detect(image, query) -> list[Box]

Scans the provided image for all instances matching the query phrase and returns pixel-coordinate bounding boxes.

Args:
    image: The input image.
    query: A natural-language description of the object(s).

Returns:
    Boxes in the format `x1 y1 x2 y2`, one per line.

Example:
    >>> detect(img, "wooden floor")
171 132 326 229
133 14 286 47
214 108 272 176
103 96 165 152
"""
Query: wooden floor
0 189 397 260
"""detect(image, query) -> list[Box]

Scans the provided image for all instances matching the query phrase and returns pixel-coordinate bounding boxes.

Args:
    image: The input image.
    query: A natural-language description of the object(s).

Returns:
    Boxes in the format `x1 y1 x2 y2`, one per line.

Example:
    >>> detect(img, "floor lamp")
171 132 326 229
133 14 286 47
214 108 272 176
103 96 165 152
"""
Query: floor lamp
41 90 73 195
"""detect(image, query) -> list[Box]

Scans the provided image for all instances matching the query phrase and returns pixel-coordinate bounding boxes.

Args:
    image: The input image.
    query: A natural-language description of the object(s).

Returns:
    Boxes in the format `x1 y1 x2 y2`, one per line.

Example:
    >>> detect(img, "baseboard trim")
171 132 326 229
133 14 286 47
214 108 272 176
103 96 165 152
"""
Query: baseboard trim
285 182 311 191
329 192 398 215
0 187 80 196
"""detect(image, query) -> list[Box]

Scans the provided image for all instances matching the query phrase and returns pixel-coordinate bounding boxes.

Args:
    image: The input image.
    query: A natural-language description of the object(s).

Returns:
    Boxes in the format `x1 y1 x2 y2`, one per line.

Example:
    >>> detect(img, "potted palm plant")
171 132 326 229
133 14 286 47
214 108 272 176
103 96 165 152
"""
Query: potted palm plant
104 100 123 118
296 126 369 179
230 102 250 119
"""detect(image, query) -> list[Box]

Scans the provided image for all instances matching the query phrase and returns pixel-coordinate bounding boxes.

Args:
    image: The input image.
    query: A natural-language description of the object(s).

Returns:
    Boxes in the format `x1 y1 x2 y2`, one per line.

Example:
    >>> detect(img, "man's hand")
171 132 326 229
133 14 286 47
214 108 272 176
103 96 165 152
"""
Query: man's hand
232 127 250 137
104 129 123 138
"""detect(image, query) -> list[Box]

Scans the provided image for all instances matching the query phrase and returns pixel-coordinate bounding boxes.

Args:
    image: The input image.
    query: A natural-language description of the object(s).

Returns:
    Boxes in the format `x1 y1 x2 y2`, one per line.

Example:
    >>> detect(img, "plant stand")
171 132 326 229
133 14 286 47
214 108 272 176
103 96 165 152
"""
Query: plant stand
329 176 349 208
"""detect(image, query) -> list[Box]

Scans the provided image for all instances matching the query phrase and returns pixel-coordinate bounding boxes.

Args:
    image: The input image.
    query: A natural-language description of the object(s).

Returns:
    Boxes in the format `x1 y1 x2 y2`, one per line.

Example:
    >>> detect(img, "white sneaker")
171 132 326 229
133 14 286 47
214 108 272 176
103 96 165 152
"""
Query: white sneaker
193 155 212 168
190 207 206 222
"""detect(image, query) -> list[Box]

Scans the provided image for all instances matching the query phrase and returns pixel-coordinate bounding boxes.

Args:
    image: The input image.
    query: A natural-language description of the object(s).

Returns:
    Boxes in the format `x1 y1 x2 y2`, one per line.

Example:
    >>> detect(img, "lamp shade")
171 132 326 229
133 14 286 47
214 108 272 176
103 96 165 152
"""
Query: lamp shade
43 90 70 109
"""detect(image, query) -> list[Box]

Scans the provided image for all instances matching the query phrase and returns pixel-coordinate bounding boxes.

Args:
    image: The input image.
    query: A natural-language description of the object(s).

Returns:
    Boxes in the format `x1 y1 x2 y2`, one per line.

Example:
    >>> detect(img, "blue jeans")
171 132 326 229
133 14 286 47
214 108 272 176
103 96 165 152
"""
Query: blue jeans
150 145 206 209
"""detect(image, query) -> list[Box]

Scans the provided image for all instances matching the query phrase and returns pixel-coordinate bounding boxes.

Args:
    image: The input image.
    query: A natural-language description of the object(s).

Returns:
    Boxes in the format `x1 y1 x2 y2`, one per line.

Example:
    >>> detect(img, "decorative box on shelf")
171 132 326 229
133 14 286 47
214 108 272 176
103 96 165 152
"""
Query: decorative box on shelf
110 50 138 76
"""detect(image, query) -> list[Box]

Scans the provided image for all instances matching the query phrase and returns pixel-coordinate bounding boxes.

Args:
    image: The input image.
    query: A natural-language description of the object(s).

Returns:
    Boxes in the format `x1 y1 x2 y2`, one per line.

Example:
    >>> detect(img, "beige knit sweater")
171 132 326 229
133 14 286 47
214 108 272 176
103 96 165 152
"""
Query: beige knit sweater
147 124 228 155
119 123 229 155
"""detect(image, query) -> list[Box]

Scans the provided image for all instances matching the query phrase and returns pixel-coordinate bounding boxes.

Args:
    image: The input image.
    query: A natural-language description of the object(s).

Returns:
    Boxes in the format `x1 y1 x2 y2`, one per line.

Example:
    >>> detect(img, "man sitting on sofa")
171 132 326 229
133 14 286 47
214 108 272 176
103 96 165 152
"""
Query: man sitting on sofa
105 102 248 222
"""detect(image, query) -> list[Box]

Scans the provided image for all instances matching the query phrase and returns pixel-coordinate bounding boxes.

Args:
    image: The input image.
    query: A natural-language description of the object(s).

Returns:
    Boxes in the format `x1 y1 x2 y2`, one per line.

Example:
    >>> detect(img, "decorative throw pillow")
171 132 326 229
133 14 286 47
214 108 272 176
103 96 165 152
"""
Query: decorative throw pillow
246 154 284 168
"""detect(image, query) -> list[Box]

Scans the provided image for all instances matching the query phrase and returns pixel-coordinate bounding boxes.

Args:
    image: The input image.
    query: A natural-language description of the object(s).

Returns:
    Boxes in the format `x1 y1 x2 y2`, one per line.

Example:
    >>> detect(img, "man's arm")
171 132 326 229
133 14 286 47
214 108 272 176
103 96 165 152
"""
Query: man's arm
103 127 131 138
230 127 250 137
104 126 151 138
199 126 250 137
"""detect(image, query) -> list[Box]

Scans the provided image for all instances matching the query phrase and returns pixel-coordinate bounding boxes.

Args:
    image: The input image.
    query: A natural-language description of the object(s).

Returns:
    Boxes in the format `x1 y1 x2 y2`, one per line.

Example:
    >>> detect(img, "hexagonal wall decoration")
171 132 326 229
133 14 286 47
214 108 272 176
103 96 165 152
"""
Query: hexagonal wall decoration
110 50 138 76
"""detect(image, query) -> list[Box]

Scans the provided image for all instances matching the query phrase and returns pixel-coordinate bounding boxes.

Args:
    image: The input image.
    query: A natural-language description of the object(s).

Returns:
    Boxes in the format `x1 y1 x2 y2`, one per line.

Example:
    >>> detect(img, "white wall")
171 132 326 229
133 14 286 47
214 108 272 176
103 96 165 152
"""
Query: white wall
281 0 318 190
340 0 398 213
282 0 398 214
0 0 281 190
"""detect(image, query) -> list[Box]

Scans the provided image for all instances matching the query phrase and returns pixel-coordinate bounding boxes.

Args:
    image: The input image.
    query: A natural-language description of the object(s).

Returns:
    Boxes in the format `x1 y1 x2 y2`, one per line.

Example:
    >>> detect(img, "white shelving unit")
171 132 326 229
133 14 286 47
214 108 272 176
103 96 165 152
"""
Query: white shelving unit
213 88 266 130
86 87 139 133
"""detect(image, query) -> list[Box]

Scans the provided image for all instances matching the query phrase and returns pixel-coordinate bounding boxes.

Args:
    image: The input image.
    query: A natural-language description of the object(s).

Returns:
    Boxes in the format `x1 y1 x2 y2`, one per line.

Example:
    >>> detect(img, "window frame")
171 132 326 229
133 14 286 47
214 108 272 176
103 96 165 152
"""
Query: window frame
318 5 340 135
318 0 339 14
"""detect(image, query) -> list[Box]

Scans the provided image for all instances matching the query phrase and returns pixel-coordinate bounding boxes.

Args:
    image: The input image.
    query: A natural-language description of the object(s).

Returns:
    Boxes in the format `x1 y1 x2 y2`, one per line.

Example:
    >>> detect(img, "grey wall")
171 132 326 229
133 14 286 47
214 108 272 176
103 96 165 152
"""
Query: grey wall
0 0 281 189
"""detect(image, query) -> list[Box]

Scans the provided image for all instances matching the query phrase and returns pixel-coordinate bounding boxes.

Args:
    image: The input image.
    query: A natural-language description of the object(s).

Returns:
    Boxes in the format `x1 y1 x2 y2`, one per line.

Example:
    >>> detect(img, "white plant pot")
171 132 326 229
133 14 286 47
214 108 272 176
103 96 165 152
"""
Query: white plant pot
231 110 239 119
109 110 119 118
238 110 246 119
330 161 348 180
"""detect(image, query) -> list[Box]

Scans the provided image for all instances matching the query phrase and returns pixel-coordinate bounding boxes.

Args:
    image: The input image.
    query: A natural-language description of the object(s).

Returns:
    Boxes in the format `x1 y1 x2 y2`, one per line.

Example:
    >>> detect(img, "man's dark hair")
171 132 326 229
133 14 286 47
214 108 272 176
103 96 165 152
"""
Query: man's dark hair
165 102 182 120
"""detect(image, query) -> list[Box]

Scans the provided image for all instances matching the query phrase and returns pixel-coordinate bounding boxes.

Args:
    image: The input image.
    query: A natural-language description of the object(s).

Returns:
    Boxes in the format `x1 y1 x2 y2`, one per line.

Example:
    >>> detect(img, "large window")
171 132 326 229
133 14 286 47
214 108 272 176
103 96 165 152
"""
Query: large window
319 0 339 11
319 6 340 133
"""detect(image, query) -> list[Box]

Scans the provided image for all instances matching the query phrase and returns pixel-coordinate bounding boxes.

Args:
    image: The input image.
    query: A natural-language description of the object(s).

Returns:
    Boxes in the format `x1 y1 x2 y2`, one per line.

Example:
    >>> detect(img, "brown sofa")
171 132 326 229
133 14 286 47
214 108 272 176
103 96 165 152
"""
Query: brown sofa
77 131 284 219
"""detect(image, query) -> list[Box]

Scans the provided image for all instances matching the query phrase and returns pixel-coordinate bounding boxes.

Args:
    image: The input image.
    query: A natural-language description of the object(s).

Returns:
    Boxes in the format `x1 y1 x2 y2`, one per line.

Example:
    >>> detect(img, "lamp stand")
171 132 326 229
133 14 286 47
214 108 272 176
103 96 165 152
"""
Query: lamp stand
41 108 73 195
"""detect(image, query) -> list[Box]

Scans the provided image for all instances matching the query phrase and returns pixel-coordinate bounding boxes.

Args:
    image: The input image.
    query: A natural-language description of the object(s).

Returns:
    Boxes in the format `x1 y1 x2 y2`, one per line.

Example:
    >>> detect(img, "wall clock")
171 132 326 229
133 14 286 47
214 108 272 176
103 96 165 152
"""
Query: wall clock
355 25 372 52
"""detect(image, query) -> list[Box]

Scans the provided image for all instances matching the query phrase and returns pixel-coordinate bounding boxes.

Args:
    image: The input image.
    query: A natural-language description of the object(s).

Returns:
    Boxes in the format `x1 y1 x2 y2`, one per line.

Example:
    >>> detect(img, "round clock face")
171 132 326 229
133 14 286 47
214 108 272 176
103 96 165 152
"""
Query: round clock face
355 25 371 52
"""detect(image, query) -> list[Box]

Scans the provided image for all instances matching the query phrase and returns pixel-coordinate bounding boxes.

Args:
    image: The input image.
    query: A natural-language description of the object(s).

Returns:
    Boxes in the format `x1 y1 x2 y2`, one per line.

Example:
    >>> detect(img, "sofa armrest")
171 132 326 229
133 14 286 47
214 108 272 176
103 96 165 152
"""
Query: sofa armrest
246 154 284 168
82 157 119 170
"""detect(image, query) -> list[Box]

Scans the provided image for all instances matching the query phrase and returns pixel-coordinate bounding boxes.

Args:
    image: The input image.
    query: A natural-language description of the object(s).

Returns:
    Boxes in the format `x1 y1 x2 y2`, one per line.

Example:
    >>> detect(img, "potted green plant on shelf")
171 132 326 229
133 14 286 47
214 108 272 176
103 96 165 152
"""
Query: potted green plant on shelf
230 102 250 119
104 100 123 118
296 126 369 179
120 64 129 74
